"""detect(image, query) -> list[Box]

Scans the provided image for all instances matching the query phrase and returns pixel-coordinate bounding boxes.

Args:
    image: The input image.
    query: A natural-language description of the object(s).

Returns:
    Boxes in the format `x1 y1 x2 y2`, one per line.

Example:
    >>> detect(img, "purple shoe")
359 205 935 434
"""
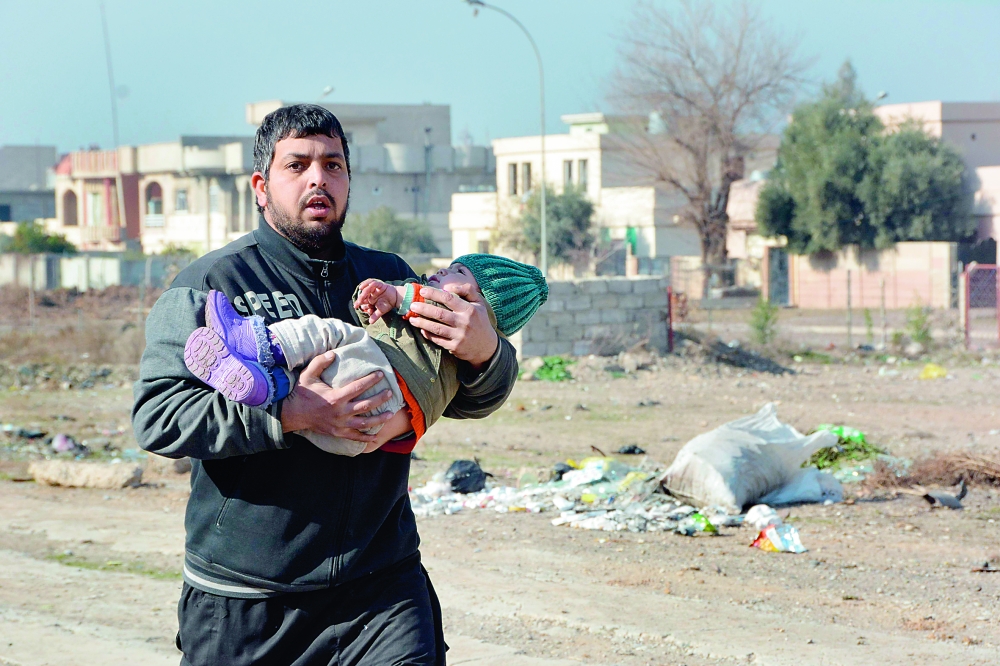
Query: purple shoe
204 290 274 367
184 327 273 407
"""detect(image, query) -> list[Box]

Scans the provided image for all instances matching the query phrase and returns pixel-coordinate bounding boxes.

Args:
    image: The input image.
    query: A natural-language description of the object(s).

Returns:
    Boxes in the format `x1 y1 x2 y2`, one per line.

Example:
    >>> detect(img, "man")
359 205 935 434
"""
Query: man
132 104 518 665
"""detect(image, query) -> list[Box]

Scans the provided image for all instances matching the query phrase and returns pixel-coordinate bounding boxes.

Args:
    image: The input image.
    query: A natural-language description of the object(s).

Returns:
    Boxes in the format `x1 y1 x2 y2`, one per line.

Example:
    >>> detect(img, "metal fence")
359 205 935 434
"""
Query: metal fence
964 264 999 349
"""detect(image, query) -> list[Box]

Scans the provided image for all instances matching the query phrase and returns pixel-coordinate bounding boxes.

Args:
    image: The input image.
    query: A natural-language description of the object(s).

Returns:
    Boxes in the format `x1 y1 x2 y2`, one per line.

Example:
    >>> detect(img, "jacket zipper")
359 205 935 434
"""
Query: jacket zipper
320 263 333 317
319 258 348 583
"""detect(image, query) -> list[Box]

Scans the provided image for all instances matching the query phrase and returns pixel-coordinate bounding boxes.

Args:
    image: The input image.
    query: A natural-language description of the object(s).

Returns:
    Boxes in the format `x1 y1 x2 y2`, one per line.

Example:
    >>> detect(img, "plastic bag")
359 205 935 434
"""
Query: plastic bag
759 467 843 506
745 504 783 531
445 460 488 494
561 457 632 487
919 363 947 380
659 403 839 514
675 512 718 536
750 524 807 553
815 424 867 446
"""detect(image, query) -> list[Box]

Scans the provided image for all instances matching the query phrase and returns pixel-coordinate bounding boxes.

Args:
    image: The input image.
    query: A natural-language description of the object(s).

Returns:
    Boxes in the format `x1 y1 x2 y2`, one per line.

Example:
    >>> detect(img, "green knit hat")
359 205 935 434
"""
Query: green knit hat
453 254 548 336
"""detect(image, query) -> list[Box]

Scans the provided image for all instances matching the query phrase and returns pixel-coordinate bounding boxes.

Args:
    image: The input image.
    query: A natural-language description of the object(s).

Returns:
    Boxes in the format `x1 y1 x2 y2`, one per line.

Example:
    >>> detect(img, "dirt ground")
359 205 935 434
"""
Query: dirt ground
2 353 1000 665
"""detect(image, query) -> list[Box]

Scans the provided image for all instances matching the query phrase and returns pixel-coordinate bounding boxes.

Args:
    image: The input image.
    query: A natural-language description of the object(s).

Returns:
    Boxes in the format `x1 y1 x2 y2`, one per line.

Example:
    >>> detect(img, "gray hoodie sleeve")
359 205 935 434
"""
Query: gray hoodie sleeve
443 336 518 420
131 287 285 460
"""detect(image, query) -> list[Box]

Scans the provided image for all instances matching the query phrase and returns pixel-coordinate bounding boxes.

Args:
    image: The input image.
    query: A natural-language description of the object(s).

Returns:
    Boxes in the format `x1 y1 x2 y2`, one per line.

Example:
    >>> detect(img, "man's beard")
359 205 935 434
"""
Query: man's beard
265 185 349 254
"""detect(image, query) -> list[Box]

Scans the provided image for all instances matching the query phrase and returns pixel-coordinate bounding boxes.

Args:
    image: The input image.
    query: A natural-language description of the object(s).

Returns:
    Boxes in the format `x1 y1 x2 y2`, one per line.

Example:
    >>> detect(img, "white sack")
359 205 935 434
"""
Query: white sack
659 403 839 514
760 467 843 506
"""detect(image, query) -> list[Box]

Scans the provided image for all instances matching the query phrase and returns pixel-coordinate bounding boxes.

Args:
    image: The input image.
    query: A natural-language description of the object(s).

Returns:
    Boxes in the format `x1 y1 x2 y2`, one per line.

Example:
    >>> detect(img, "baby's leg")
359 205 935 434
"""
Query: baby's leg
268 315 354 370
271 317 406 456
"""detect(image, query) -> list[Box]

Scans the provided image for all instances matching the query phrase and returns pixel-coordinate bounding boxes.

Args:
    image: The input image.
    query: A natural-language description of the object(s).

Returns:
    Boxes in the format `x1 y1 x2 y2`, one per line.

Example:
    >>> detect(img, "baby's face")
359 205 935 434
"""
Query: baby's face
427 263 481 293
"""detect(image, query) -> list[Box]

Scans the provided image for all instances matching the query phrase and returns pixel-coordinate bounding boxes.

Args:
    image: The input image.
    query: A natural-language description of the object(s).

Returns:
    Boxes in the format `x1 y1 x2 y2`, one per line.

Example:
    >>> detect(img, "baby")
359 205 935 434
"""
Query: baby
183 254 548 456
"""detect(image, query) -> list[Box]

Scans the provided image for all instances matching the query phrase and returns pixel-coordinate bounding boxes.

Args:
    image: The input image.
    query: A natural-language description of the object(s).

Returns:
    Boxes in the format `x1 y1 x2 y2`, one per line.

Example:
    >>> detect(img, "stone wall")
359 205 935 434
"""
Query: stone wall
511 277 670 358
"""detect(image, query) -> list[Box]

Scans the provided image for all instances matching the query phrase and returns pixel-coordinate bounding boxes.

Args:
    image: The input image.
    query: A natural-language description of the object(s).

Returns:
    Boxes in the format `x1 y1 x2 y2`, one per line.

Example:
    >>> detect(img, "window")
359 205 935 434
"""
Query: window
578 159 588 190
145 182 163 215
521 163 532 193
563 160 572 188
477 239 490 254
0 204 11 222
87 191 103 226
176 189 188 212
62 191 78 226
507 163 517 196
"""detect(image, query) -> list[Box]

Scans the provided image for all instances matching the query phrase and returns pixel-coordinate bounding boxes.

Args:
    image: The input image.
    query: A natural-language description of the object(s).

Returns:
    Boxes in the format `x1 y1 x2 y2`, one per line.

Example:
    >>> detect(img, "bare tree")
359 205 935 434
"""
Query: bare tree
609 0 809 293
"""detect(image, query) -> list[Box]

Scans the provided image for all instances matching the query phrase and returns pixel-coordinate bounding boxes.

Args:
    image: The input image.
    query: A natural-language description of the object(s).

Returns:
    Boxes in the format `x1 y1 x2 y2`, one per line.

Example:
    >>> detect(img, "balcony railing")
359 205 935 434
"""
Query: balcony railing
80 225 121 243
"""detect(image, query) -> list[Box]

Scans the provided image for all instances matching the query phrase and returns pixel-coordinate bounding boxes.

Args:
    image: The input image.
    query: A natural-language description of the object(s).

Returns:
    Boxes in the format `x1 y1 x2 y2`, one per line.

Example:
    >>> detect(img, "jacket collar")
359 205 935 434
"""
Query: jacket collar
253 216 348 282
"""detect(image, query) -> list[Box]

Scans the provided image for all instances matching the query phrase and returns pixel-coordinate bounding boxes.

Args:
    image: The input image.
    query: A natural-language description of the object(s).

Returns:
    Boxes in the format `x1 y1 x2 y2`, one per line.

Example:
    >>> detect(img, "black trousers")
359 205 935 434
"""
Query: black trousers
176 555 445 666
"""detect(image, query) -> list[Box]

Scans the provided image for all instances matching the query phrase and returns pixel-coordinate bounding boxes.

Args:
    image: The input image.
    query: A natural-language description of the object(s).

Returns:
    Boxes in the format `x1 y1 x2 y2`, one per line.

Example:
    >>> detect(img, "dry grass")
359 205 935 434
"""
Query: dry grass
908 452 1000 487
0 286 158 366
862 451 1000 493
0 286 162 324
0 322 146 366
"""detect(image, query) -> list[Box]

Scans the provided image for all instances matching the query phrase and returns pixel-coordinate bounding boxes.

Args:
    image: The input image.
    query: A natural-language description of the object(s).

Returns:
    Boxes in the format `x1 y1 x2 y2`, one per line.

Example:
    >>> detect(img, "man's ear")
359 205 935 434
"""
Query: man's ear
251 172 268 211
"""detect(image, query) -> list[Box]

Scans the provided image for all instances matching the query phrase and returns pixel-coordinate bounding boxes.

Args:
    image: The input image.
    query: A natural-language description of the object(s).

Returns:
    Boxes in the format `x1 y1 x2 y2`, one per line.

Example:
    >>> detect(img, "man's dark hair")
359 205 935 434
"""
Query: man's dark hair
253 103 352 184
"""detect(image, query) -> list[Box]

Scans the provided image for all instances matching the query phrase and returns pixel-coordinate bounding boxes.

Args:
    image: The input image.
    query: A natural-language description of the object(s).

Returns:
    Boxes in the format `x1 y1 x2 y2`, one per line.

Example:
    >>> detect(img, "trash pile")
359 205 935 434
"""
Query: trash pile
410 456 679 531
2 420 140 462
410 459 806 552
410 405 843 551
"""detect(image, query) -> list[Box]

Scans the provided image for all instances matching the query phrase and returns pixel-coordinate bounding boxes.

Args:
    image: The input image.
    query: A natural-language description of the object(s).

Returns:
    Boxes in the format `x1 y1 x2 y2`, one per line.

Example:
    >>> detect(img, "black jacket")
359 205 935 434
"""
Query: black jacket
132 220 518 597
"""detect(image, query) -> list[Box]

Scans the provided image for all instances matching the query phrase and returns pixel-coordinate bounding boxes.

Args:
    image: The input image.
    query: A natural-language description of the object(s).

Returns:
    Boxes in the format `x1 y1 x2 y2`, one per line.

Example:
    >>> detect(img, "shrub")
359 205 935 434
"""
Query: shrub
534 356 574 382
906 300 932 347
749 297 780 345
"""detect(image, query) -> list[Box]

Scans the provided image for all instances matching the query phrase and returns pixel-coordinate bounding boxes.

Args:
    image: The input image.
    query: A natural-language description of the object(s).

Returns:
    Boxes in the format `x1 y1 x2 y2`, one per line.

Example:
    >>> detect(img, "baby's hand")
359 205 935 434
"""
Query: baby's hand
355 279 398 324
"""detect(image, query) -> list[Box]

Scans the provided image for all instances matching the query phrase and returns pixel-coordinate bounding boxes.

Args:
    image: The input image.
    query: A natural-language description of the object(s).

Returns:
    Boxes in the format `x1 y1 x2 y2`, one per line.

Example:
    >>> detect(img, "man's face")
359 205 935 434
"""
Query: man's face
251 134 350 254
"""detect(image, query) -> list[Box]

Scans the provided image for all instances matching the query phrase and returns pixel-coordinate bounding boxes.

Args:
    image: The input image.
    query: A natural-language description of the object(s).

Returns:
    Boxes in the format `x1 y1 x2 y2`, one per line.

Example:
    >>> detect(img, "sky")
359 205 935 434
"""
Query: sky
2 0 1000 154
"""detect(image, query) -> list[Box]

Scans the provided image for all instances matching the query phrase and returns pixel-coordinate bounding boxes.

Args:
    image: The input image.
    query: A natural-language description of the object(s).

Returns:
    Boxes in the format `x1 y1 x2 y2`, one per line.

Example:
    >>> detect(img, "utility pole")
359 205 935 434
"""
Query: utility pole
464 0 546 272
100 4 128 242
423 127 432 225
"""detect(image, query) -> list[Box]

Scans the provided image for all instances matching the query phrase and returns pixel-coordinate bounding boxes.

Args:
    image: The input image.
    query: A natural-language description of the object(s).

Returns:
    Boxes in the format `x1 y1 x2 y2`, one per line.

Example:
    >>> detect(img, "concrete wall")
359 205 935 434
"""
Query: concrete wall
0 253 191 290
0 190 55 221
511 276 670 358
788 242 957 310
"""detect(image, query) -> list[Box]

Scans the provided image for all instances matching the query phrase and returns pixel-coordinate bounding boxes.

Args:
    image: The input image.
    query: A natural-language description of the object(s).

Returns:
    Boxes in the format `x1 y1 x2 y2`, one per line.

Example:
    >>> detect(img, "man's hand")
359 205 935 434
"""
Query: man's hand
407 283 499 371
279 351 393 440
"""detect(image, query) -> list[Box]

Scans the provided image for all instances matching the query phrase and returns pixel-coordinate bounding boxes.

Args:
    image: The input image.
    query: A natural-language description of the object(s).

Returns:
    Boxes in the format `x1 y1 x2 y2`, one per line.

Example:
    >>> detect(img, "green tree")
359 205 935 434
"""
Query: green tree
344 206 438 254
756 62 882 253
0 221 76 255
500 186 596 266
861 122 973 245
757 62 973 253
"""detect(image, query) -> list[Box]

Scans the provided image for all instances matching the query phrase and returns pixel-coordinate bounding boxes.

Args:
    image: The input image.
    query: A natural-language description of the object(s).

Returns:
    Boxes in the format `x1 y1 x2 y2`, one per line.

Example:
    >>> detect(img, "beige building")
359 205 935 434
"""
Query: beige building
53 137 254 255
51 101 495 257
450 113 777 276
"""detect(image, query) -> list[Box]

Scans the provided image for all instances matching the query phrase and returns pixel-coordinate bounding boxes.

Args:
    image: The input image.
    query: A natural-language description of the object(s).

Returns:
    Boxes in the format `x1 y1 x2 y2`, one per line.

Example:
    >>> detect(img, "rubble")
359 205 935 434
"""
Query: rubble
29 460 143 489
0 363 137 391
677 331 792 375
